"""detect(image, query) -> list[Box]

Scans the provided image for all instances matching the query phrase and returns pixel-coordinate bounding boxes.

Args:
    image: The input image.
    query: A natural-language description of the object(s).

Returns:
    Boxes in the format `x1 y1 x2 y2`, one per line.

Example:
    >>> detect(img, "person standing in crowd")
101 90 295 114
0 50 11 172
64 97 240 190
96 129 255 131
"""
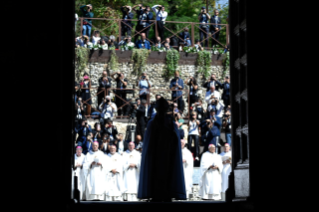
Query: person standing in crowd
199 143 223 200
221 76 230 110
97 71 112 107
220 143 232 201
92 122 103 144
203 73 222 92
136 99 148 139
152 5 168 42
134 5 153 40
222 108 231 146
76 118 92 146
114 133 125 154
147 94 162 120
105 144 126 201
193 99 206 124
98 38 108 50
179 27 191 46
83 36 93 48
80 73 92 115
210 9 222 48
80 4 94 38
121 5 134 37
122 141 141 201
169 71 184 112
99 133 110 154
186 76 199 112
82 133 94 155
73 146 86 200
137 72 152 101
188 111 200 161
138 97 186 202
83 141 108 200
204 109 221 153
174 112 185 139
92 30 101 45
108 35 119 49
99 96 117 123
181 139 193 200
111 72 129 118
154 36 163 48
198 6 211 48
135 134 143 151
103 119 118 142
136 32 151 50
123 36 135 48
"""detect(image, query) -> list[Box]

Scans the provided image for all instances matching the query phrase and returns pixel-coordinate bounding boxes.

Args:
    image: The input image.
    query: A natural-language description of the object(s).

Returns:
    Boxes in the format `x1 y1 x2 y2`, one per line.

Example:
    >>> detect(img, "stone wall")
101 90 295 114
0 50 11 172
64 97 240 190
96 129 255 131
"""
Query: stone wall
75 52 229 112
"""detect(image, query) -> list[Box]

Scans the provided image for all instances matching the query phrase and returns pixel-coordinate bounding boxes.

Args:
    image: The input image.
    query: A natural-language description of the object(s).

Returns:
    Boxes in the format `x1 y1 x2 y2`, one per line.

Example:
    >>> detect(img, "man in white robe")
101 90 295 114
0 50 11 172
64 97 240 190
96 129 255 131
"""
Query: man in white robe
83 141 109 200
199 143 223 200
181 139 193 199
73 146 86 200
105 144 126 201
122 142 141 201
220 143 232 201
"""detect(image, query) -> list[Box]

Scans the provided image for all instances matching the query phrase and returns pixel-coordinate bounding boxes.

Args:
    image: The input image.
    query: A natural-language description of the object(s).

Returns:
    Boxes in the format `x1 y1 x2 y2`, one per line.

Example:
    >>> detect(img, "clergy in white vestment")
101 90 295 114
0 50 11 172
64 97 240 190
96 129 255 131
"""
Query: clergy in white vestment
73 146 86 200
219 143 232 201
199 144 223 200
83 141 109 200
105 144 126 201
122 142 141 201
181 139 193 199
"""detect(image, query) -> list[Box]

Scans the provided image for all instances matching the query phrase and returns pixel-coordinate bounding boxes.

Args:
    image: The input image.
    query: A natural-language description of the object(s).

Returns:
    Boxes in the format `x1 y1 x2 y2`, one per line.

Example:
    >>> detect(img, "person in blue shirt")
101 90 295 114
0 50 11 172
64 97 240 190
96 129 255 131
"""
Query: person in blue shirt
203 108 221 153
137 72 152 101
210 9 222 48
136 6 153 39
80 4 94 38
169 71 184 112
179 27 192 46
198 6 211 48
75 119 92 145
136 33 151 50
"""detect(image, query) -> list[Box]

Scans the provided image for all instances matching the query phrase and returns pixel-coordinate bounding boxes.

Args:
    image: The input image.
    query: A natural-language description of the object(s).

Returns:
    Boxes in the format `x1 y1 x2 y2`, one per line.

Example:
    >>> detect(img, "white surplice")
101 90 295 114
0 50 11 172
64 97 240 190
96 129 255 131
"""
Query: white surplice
122 149 141 201
199 151 223 200
83 150 108 200
220 151 232 193
73 153 86 199
105 153 126 201
182 147 194 198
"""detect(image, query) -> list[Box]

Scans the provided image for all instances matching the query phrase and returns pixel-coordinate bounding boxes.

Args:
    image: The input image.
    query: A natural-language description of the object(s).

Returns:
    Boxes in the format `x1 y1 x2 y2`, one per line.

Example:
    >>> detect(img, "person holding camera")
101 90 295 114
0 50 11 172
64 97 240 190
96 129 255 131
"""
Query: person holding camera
75 118 92 145
169 71 184 112
83 36 93 48
81 132 94 155
97 71 112 106
198 6 211 48
107 35 119 49
175 112 185 139
123 36 135 48
103 119 118 142
179 28 192 47
99 133 111 154
135 5 153 39
80 4 94 38
111 72 129 118
121 5 134 37
188 112 200 161
204 108 221 153
80 73 92 115
221 76 230 111
187 76 199 112
203 73 222 92
137 72 152 101
210 9 221 48
193 99 206 124
205 84 223 119
92 122 104 144
92 30 101 45
194 39 204 51
152 5 167 43
98 96 118 124
136 32 151 50
222 108 231 146
97 38 108 50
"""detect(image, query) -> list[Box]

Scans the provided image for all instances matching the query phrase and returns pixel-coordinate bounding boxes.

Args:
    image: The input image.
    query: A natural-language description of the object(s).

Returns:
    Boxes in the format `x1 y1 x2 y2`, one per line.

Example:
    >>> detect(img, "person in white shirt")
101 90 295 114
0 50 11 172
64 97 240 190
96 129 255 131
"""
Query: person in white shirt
152 5 168 42
181 139 193 199
219 143 232 201
199 143 223 200
205 84 223 121
205 84 221 103
98 95 117 121
136 72 152 101
122 142 141 201
92 30 101 45
188 111 200 161
98 38 108 50
73 146 86 200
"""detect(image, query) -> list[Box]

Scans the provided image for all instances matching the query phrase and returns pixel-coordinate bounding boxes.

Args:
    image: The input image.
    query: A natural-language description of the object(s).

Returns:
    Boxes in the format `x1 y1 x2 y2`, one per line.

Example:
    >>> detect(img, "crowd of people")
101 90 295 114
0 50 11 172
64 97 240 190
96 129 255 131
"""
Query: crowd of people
75 4 228 51
74 68 232 201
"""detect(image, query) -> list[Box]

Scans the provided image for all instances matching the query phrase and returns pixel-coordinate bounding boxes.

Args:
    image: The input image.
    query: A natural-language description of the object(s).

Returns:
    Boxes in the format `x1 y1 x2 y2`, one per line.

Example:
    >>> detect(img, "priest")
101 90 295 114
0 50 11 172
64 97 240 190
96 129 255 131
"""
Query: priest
138 97 186 202
105 144 126 201
122 141 141 201
83 141 108 200
73 146 86 200
198 143 223 200
181 139 194 199
220 143 232 201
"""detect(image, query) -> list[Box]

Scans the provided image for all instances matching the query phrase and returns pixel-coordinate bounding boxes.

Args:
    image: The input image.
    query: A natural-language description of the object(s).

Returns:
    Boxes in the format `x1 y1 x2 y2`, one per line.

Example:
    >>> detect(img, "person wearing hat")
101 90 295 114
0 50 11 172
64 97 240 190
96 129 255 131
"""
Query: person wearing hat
210 9 222 48
198 143 223 200
80 4 94 38
121 5 134 37
73 146 86 200
181 139 194 200
219 142 232 201
83 141 109 200
198 6 211 48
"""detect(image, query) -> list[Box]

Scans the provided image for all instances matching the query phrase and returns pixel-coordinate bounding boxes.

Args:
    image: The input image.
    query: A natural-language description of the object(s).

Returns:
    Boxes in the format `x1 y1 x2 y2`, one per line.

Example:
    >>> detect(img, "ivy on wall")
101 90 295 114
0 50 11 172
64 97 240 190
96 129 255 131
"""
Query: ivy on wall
196 50 212 79
108 50 119 71
163 49 180 80
131 49 150 76
75 47 90 79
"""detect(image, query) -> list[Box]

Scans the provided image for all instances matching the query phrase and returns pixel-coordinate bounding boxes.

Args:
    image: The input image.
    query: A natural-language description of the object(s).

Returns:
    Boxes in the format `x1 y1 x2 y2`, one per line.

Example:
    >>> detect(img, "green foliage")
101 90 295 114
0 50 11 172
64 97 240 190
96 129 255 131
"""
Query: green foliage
75 47 90 78
222 51 230 78
164 49 180 79
196 50 212 79
131 49 150 76
108 50 119 71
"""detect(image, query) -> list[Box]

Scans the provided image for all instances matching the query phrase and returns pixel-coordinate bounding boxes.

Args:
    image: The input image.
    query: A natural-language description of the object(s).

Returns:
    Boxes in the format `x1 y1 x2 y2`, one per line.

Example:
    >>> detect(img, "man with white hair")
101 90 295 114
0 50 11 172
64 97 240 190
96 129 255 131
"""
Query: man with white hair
105 144 126 201
99 95 117 121
73 146 86 200
83 141 109 200
122 141 141 201
205 84 223 118
220 143 232 201
181 139 193 199
199 143 223 200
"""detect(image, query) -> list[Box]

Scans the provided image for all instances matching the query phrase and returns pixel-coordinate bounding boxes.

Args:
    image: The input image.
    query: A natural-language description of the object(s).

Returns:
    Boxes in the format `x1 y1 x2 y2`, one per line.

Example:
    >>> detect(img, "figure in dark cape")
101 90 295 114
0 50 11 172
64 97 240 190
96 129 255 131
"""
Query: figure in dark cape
137 98 186 201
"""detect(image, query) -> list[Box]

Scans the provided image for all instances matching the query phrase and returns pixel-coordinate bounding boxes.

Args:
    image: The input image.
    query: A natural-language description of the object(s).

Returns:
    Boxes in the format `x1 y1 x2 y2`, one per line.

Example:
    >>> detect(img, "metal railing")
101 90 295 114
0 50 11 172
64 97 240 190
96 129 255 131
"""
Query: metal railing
78 17 229 50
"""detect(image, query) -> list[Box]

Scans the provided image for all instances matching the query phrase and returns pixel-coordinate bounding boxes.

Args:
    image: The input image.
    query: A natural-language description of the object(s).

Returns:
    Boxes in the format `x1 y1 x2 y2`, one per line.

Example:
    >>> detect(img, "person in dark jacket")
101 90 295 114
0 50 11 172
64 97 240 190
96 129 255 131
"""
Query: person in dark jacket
136 99 148 139
210 9 222 47
80 4 94 38
134 5 153 40
121 5 134 37
198 6 211 48
97 71 112 106
202 73 222 92
203 108 221 153
179 27 191 46
221 76 230 110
